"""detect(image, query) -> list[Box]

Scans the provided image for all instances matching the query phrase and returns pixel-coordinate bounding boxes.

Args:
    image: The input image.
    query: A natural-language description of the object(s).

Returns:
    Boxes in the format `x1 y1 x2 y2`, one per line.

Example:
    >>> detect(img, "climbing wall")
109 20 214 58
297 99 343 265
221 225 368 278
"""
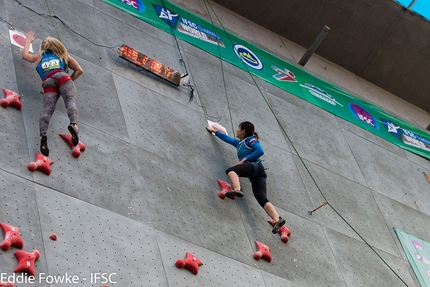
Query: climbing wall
0 0 428 286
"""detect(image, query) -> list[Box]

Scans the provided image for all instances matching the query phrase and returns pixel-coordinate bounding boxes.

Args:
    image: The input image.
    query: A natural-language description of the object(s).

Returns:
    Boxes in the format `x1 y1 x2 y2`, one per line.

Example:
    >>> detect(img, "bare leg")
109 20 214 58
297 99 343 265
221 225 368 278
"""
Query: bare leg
227 171 241 191
263 202 280 222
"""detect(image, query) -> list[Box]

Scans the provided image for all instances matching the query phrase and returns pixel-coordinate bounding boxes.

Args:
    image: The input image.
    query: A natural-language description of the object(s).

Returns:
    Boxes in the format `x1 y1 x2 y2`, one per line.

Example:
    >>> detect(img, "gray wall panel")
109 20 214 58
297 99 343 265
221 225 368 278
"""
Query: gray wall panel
300 162 400 257
268 94 367 186
345 130 430 215
157 232 267 287
36 185 168 287
326 229 415 287
136 150 257 266
0 171 48 280
0 23 18 91
374 192 430 257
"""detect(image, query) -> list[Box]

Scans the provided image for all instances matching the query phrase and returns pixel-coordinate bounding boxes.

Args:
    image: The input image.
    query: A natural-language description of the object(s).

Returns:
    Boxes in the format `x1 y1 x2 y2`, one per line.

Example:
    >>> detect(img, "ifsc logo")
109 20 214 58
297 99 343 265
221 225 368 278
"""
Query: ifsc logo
233 44 263 70
118 0 145 12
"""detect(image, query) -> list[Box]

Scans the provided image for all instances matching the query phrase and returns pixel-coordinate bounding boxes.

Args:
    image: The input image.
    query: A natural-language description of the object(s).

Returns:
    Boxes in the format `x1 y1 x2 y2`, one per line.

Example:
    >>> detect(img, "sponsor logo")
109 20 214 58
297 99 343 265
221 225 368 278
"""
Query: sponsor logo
177 17 224 47
348 103 379 129
382 119 430 151
300 83 343 107
118 0 145 12
233 44 263 70
271 66 296 82
415 253 430 264
153 5 179 28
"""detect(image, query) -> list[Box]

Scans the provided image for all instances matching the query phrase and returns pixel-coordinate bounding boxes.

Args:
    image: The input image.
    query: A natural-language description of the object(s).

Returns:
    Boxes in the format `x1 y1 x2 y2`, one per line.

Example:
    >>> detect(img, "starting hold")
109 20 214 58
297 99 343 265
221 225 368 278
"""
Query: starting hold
27 152 54 175
1 89 22 110
59 133 86 158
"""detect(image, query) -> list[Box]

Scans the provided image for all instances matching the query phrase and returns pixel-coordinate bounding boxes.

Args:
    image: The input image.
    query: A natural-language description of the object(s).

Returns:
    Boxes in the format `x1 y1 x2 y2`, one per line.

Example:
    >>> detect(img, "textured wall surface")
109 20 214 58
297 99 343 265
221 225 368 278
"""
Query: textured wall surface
0 0 429 286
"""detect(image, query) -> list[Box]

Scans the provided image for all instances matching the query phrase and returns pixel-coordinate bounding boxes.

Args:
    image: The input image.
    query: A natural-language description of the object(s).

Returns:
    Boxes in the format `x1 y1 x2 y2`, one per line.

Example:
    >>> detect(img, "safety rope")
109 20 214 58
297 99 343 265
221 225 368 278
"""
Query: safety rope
44 0 61 42
201 0 235 136
202 0 408 285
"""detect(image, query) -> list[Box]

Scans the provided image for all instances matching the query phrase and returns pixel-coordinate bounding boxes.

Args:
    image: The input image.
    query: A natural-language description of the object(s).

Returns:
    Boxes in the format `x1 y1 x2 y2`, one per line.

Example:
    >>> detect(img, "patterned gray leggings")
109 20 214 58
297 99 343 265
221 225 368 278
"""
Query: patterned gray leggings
40 72 78 136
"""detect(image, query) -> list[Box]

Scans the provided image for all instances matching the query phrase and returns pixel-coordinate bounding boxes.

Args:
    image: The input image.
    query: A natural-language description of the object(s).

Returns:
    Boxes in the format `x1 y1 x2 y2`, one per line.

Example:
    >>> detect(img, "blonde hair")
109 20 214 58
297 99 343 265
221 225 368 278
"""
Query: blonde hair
39 37 69 64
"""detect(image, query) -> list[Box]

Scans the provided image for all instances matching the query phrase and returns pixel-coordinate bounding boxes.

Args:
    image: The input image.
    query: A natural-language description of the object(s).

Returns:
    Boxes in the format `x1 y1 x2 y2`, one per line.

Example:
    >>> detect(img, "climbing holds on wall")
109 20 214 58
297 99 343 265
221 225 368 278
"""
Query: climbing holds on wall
268 220 291 243
175 252 203 275
253 240 272 262
216 179 234 199
59 133 86 158
13 250 40 277
1 89 22 110
0 223 24 251
49 233 57 241
27 152 54 175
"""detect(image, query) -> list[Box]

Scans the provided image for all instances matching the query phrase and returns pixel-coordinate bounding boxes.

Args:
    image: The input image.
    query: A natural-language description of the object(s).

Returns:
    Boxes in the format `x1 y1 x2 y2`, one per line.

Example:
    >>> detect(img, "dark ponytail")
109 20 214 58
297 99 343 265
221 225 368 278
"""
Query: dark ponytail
239 121 259 140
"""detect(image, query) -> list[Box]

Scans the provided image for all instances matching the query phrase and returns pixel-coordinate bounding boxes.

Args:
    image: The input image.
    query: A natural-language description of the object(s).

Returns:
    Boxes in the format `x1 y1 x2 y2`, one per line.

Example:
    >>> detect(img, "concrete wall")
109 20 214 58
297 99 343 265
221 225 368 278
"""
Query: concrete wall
211 0 430 112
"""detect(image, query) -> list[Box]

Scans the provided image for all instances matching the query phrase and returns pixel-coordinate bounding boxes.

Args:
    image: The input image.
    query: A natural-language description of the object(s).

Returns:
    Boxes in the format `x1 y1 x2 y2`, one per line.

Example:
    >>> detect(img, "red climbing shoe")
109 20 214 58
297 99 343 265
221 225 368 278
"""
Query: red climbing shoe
40 135 49 156
68 123 79 146
225 189 243 198
272 217 286 234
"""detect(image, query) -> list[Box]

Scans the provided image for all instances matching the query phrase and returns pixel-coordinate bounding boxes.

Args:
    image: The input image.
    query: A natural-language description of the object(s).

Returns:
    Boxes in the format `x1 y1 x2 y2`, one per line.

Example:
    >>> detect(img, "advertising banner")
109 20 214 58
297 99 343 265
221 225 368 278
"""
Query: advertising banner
104 0 430 160
395 228 430 286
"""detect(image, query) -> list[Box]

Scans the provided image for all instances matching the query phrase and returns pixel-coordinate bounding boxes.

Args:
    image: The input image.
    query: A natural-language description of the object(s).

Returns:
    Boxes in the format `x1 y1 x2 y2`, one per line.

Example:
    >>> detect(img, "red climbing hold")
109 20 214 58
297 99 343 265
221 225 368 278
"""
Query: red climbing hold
216 179 234 199
175 252 203 275
59 133 86 158
253 240 272 262
268 220 291 243
49 233 57 241
14 250 40 277
0 282 15 287
1 89 22 110
0 223 24 251
27 152 54 175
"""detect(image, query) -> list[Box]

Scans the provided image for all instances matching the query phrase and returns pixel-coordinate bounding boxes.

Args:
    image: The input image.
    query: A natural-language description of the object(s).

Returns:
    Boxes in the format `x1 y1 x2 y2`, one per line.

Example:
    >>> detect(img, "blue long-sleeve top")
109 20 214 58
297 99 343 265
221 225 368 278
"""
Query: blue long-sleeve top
215 131 264 162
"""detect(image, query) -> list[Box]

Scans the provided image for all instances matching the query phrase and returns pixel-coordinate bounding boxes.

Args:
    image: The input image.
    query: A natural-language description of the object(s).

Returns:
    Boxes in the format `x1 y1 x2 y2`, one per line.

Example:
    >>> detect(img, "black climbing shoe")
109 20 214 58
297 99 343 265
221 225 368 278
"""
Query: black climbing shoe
40 135 49 157
68 123 79 146
225 189 244 198
272 217 286 234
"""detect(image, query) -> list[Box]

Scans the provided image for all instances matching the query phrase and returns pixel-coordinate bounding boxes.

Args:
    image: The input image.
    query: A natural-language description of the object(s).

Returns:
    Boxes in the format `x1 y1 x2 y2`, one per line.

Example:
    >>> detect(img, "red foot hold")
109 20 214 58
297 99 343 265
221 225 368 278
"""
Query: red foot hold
253 240 272 262
59 134 85 158
175 252 203 275
0 223 24 251
27 152 54 175
216 179 234 199
0 282 15 287
1 89 22 110
14 250 40 277
268 220 291 243
49 233 57 241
